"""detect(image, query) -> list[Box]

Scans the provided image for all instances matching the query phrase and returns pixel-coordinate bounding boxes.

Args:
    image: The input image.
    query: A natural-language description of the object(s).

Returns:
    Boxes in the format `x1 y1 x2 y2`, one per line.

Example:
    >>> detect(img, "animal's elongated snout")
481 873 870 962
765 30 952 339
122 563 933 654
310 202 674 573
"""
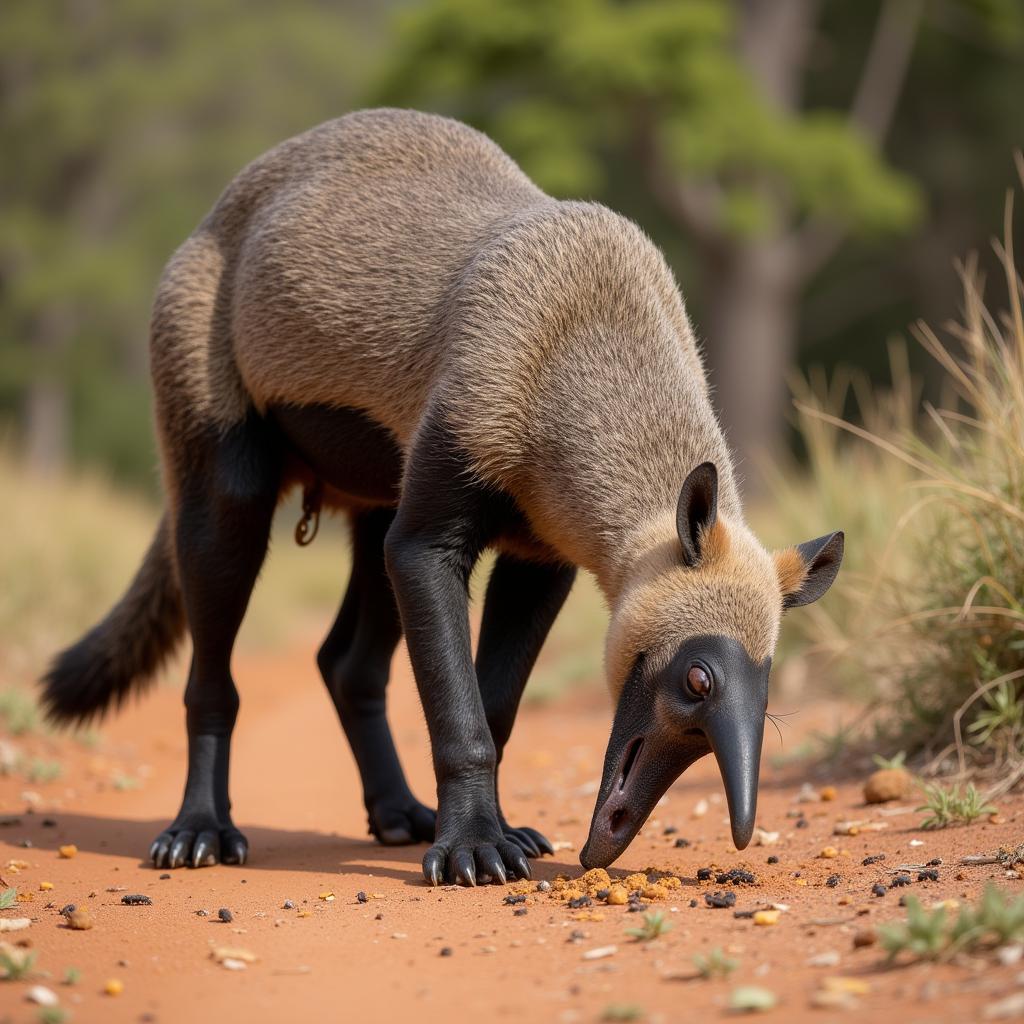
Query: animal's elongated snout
704 701 766 850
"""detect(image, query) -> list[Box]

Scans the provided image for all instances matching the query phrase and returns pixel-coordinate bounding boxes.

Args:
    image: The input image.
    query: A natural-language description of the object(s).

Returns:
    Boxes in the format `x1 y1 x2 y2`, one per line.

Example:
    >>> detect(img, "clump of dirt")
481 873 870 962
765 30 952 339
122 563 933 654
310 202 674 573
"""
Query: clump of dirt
864 768 911 804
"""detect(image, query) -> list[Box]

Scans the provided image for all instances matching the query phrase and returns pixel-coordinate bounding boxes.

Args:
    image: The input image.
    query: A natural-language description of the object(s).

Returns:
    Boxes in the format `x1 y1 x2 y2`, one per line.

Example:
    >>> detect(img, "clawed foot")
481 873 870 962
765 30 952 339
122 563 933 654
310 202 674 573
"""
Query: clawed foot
368 796 437 846
423 830 532 887
150 817 248 869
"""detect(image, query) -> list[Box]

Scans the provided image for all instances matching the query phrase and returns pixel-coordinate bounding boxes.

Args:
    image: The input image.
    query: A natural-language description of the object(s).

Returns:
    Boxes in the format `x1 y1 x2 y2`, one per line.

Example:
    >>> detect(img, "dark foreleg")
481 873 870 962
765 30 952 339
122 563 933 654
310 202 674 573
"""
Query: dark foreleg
476 554 575 858
317 507 435 845
384 418 530 886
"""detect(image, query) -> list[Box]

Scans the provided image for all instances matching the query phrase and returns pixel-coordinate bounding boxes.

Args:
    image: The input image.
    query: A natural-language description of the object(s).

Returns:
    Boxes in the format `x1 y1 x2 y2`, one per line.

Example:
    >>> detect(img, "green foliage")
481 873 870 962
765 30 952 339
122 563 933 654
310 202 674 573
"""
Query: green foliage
0 944 37 980
916 782 996 829
27 758 62 784
625 910 671 941
880 885 1024 964
692 946 739 979
39 1009 69 1024
0 687 39 735
63 966 81 985
601 1005 644 1023
872 751 907 771
0 887 17 910
378 0 919 235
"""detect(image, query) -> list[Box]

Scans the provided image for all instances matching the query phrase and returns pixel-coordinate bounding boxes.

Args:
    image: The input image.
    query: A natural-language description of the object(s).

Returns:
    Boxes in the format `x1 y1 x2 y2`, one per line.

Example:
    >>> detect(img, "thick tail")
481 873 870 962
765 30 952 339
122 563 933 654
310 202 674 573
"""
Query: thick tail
41 515 186 724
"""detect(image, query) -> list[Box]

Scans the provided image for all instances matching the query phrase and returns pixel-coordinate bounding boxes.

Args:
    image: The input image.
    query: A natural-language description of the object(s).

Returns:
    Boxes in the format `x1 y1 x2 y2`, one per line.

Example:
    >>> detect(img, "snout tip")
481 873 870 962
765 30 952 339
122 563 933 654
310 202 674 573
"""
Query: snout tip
730 815 755 851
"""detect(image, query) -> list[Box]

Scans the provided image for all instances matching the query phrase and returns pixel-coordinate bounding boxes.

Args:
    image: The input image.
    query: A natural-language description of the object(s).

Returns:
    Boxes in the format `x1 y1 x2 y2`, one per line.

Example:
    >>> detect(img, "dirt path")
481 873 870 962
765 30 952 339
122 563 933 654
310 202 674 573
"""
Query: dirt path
1 635 1022 1023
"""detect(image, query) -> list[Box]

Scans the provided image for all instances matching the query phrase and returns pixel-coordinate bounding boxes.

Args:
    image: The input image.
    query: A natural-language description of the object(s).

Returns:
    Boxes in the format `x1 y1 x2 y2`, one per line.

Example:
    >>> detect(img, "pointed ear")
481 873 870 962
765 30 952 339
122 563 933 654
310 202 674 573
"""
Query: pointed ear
776 531 845 610
676 462 718 568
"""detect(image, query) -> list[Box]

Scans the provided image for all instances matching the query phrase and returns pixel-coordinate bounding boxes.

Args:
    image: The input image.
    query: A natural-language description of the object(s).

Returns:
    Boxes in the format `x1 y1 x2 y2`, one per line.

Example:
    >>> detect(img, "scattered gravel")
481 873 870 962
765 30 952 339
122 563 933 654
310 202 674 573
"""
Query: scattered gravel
891 874 912 888
704 891 737 909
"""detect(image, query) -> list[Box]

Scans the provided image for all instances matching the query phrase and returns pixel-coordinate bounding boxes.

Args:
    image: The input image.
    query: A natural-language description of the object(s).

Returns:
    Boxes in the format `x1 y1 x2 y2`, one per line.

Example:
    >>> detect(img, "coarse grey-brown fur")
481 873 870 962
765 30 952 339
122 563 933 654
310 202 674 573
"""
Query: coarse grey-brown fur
47 107 815 724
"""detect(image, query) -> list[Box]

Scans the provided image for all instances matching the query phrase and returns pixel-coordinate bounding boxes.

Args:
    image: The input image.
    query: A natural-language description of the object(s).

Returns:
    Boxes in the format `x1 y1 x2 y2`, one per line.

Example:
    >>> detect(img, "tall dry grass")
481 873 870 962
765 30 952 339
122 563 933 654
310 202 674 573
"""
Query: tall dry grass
772 157 1024 784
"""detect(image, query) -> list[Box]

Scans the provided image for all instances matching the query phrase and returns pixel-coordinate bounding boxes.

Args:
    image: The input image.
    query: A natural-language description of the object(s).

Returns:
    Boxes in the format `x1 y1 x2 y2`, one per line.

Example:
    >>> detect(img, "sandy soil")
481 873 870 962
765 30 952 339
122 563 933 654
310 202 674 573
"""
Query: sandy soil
1 634 1022 1024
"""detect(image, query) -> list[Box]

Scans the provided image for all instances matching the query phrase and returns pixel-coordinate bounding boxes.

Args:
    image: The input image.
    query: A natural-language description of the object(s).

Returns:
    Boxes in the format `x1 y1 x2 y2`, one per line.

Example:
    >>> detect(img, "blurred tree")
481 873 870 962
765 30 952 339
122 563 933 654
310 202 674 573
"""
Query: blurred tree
375 0 1019 488
0 0 386 482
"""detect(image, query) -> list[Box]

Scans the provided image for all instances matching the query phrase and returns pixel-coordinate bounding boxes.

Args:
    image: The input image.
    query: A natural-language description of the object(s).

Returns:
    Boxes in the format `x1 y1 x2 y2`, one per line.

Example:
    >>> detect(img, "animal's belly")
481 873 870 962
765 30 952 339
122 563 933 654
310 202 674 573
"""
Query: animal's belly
270 403 403 505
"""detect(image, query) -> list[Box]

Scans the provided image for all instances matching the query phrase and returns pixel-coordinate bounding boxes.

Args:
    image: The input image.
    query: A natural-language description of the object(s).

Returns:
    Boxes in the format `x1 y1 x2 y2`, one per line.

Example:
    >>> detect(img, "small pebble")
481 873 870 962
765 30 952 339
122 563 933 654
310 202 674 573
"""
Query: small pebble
871 884 888 897
862 854 885 866
819 846 839 859
218 908 233 923
503 894 527 906
42 818 57 828
567 894 591 909
121 894 153 906
918 869 939 882
513 907 528 917
439 947 453 957
689 899 698 908
796 818 809 829
853 929 876 948
104 979 124 996
767 856 779 865
59 904 76 917
891 874 912 888
567 929 586 944
716 868 755 885
356 891 368 904
58 844 77 859
826 874 840 888
674 837 690 848
159 874 170 880
196 909 209 917
537 880 551 893
663 825 678 835
283 900 294 910
696 867 713 881
704 891 736 909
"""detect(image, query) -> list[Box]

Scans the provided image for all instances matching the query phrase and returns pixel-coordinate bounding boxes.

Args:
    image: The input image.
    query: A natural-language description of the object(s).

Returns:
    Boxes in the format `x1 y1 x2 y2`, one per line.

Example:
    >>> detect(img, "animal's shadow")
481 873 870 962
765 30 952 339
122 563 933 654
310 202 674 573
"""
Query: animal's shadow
0 812 582 886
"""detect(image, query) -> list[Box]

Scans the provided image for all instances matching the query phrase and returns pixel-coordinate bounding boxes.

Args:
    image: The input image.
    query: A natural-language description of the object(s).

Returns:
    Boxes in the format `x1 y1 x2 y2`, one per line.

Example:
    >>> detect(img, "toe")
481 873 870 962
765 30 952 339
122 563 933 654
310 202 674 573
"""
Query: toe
475 845 507 885
423 846 446 886
168 831 195 870
192 831 219 868
150 832 173 869
505 828 541 858
521 827 554 856
500 841 532 881
221 830 248 865
451 847 477 886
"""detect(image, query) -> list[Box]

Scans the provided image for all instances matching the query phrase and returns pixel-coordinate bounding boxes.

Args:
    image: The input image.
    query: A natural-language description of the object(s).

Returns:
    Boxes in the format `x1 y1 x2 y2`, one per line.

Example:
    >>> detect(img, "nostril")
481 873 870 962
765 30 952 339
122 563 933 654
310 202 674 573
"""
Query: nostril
683 727 704 737
609 807 629 834
618 737 644 790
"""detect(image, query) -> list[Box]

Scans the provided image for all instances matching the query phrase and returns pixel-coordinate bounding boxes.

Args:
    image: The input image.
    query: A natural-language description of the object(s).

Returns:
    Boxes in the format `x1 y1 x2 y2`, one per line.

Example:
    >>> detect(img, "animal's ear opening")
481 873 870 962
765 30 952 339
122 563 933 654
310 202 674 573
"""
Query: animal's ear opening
778 531 845 610
676 462 718 568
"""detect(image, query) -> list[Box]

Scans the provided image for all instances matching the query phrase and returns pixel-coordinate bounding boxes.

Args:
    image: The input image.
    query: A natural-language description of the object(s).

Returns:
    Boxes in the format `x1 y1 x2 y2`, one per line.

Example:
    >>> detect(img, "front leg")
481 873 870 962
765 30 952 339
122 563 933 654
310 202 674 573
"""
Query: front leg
384 418 530 886
476 554 576 858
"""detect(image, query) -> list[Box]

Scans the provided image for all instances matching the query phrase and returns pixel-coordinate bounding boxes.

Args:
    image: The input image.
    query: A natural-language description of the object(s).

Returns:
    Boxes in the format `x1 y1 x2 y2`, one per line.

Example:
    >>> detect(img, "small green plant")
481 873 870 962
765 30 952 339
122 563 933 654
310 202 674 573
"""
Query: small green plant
601 1005 643 1022
879 885 1024 964
872 750 907 771
0 887 17 910
111 774 139 791
916 782 996 829
0 943 38 980
625 910 671 942
27 759 63 784
967 678 1024 749
63 966 81 985
39 1008 69 1024
691 946 740 979
0 688 38 735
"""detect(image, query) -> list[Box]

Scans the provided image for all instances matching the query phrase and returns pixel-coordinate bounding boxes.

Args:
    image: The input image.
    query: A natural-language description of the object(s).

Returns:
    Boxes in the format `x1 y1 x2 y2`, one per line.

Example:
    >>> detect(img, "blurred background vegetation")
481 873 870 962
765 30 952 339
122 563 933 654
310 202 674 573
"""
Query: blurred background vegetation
2 0 1023 772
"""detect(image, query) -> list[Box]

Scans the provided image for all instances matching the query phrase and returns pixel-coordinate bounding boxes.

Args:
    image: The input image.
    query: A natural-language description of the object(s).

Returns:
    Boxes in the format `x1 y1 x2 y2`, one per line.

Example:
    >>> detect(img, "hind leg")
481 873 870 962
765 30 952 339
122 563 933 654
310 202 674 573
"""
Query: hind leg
317 507 435 846
150 412 281 869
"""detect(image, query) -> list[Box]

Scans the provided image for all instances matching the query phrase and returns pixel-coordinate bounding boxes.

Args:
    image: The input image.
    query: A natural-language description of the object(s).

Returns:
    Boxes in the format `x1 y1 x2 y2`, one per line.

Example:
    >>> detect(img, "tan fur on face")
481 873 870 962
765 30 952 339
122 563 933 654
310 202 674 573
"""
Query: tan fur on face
605 515 783 699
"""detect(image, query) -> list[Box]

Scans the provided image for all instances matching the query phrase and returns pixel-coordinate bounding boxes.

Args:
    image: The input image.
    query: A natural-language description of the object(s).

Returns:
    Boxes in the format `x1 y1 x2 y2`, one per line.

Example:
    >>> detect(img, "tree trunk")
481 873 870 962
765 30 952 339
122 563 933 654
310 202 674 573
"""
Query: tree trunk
24 306 71 475
701 237 799 491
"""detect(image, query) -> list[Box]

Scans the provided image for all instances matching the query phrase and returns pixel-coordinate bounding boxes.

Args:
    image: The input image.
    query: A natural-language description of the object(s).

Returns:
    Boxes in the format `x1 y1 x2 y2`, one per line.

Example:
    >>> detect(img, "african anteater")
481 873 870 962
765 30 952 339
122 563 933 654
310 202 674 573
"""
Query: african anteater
43 109 843 884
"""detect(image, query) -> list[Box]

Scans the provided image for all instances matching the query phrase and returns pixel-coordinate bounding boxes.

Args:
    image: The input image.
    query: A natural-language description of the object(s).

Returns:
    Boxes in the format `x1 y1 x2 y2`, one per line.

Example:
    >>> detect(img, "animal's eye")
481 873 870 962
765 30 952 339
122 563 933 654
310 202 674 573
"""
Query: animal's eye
686 664 712 699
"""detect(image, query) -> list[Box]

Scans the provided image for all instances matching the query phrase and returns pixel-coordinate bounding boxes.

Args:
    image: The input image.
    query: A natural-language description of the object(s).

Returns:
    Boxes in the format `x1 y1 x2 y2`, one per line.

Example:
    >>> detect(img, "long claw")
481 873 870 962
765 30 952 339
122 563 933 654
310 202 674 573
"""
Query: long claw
192 831 219 868
452 848 477 887
506 828 540 858
476 846 507 885
522 827 554 856
423 847 445 886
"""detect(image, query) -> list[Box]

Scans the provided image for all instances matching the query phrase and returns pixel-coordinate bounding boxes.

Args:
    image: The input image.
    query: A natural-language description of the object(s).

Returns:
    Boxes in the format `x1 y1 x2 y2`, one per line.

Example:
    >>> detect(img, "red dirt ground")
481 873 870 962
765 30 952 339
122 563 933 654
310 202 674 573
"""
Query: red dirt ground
1 634 1022 1023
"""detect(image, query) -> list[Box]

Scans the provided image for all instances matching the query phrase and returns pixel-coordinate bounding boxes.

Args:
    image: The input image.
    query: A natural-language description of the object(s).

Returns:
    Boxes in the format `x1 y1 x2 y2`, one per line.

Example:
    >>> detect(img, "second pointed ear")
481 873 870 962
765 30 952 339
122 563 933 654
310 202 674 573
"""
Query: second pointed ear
676 462 718 568
780 531 845 609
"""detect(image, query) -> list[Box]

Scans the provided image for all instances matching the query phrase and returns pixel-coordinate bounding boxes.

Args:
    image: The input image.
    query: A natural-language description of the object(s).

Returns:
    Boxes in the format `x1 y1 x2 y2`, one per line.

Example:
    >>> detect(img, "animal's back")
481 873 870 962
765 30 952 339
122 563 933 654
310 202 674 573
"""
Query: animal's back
152 108 550 443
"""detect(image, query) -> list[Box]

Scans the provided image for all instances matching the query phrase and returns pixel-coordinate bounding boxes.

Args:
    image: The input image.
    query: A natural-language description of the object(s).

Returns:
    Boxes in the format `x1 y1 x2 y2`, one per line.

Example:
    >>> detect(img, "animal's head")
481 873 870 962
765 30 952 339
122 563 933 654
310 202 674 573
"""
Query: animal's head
580 461 843 869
